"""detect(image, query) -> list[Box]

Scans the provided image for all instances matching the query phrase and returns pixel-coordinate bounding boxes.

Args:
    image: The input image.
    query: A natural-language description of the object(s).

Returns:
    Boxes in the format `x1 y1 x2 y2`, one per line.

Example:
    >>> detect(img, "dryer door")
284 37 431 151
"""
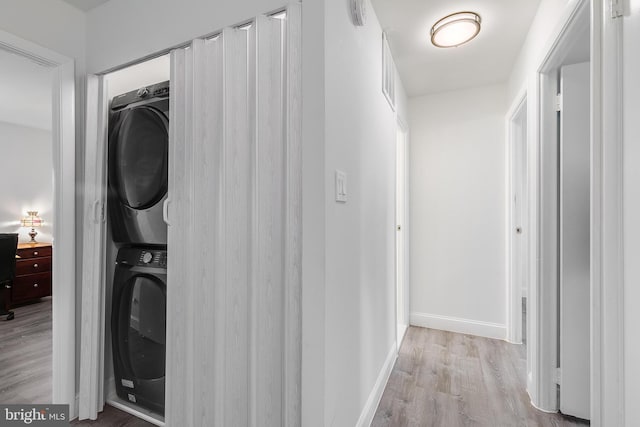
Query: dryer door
110 106 169 210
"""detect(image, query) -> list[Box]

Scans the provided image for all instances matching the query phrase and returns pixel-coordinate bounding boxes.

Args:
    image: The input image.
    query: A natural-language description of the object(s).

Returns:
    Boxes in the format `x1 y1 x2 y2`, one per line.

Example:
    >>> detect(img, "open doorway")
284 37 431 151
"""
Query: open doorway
396 120 408 351
0 31 76 415
0 48 54 403
534 0 590 418
507 92 528 347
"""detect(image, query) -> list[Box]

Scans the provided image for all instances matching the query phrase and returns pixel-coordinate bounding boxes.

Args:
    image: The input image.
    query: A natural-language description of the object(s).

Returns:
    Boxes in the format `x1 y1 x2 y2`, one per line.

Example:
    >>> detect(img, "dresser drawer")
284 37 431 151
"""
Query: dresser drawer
16 246 52 259
16 256 51 276
12 272 51 303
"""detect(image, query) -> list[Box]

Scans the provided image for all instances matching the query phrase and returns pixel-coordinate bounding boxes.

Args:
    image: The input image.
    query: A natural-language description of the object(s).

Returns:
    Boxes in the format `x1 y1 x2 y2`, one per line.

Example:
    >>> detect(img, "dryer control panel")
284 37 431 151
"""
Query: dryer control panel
111 81 170 110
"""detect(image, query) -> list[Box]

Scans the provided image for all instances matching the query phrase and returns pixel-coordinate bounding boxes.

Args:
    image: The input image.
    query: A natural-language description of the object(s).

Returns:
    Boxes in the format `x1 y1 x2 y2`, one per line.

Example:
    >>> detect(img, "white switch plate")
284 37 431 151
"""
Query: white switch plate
335 170 347 203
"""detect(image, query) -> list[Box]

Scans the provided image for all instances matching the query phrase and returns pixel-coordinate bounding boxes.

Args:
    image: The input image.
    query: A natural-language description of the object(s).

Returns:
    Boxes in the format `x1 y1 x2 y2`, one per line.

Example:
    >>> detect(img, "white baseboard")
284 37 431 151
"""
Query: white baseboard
410 312 507 340
355 343 397 427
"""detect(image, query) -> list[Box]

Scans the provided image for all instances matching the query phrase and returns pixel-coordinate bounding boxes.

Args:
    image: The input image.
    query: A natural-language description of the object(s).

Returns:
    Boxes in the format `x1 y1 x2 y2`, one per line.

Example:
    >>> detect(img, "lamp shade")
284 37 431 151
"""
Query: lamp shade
21 211 43 228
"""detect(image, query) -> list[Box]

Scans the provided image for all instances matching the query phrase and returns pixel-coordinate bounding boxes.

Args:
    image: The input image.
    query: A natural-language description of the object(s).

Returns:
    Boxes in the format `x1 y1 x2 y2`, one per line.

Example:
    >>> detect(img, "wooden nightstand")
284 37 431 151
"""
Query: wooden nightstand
10 242 53 307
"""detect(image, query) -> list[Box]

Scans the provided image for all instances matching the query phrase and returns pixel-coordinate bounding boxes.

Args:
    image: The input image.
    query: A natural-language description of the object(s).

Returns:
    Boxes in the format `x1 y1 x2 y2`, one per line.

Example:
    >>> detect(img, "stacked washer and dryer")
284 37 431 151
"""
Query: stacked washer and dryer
107 81 169 416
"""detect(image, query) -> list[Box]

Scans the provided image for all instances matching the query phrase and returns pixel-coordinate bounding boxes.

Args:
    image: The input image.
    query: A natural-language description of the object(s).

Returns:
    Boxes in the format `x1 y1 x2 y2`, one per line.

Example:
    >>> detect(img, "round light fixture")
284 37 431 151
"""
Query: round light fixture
430 11 481 48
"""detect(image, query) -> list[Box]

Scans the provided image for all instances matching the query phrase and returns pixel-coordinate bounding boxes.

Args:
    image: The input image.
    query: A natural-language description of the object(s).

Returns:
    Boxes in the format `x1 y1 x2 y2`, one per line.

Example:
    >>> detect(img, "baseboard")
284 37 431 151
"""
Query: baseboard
355 343 397 427
71 393 79 421
410 312 507 340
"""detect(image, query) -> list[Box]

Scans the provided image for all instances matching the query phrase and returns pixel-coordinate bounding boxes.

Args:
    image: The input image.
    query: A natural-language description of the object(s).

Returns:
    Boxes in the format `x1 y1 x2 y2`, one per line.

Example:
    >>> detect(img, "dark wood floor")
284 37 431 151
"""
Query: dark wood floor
72 405 154 426
372 326 589 427
0 298 52 404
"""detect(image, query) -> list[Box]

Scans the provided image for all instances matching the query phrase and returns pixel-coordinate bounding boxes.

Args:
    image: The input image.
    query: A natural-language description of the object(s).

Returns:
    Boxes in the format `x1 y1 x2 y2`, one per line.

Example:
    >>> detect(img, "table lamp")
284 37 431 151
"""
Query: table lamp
21 211 43 243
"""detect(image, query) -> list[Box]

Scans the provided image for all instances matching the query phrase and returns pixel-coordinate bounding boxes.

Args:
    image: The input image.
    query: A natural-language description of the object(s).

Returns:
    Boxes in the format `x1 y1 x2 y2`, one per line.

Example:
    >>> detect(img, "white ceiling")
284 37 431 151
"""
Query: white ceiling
371 0 542 97
60 0 110 12
0 49 53 131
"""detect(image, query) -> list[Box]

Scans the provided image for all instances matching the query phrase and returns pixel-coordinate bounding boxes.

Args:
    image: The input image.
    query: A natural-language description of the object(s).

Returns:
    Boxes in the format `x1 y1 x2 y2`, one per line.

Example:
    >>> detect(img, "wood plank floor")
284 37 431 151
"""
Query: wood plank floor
71 405 154 426
0 298 147 425
0 298 52 404
372 326 589 427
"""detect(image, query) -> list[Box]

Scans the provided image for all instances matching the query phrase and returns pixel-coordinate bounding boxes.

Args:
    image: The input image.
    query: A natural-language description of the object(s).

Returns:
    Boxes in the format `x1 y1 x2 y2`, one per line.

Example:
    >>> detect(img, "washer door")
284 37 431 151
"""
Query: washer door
116 274 166 380
110 106 168 210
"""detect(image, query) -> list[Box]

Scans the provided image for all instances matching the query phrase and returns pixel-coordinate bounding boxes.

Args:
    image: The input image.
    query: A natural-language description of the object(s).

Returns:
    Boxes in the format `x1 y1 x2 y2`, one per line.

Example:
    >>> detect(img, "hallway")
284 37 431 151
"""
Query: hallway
372 327 589 427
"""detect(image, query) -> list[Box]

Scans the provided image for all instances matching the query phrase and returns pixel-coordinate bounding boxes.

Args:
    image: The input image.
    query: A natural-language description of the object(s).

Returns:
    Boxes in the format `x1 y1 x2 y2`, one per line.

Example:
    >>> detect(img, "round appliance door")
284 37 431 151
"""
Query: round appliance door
110 106 168 210
117 274 166 380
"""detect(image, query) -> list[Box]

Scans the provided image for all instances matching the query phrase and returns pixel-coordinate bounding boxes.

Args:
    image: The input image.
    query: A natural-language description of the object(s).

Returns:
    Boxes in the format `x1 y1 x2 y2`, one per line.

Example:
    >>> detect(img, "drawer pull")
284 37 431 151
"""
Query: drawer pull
33 283 38 288
33 251 38 256
33 264 39 268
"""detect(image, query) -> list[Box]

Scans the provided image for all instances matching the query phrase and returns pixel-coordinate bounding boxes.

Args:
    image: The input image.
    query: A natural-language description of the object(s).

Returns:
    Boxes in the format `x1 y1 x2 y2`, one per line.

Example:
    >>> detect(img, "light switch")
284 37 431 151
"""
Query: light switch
335 170 347 203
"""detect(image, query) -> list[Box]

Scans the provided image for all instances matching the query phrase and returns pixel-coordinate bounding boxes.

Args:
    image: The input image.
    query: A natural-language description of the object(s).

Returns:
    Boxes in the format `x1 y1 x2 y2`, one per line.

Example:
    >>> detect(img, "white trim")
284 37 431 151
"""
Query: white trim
506 86 528 345
107 398 165 426
0 30 77 417
283 4 303 425
78 75 109 420
529 0 590 412
591 0 625 425
410 312 507 341
355 343 397 427
395 122 409 352
0 29 69 66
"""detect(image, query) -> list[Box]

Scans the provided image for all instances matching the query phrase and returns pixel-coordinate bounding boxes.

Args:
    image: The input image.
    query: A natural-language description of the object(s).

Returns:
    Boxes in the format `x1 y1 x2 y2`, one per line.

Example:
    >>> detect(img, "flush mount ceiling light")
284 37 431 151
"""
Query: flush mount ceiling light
430 11 482 48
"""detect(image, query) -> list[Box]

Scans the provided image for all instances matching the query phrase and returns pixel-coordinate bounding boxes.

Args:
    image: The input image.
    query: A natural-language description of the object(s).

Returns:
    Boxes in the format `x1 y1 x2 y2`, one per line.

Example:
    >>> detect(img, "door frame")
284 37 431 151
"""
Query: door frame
529 0 625 423
506 87 529 344
590 0 625 424
0 30 77 415
506 88 528 345
395 118 409 351
531 0 590 412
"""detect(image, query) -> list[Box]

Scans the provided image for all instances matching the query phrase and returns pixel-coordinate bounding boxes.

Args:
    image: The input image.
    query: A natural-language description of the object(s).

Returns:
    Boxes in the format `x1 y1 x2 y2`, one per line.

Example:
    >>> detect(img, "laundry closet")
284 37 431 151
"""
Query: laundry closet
100 56 171 423
79 5 302 426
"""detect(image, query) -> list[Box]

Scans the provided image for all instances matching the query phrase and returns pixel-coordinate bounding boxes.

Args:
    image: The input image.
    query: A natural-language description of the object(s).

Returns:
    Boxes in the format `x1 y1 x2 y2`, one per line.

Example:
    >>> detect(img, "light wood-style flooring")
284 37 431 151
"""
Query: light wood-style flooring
0 298 52 404
372 326 589 427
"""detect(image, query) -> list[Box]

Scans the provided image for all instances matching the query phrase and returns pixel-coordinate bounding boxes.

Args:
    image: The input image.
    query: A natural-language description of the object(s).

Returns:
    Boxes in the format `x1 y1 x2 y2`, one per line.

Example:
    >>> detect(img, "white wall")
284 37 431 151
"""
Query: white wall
0 122 53 243
409 84 508 339
323 0 408 424
623 1 640 422
85 0 289 73
301 0 327 425
507 0 572 101
0 0 86 61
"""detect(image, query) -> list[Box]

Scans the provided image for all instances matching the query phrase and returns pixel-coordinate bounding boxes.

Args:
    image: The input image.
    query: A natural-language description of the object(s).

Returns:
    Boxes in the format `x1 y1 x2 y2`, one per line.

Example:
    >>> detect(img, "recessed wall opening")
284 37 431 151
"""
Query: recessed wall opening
103 54 171 426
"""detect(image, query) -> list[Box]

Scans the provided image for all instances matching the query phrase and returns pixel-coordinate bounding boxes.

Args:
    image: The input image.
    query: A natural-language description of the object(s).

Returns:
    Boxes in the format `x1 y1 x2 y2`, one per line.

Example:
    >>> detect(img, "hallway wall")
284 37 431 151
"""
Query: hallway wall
409 83 508 339
507 0 572 100
323 0 408 425
623 0 640 421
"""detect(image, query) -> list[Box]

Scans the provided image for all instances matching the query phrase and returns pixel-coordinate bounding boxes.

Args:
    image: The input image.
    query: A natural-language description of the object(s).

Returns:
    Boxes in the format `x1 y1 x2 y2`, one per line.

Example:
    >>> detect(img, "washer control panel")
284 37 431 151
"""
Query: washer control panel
137 250 167 267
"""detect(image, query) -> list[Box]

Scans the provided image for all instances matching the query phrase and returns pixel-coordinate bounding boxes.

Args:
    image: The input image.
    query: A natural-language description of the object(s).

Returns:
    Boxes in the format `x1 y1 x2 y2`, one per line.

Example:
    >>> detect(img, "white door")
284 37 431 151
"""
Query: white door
396 125 408 350
559 61 590 420
510 99 527 345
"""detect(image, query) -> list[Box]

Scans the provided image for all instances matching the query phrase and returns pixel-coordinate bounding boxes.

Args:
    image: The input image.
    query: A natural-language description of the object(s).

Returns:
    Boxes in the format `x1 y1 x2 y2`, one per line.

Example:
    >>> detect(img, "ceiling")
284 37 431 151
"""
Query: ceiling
371 0 542 97
60 0 110 12
0 49 53 131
